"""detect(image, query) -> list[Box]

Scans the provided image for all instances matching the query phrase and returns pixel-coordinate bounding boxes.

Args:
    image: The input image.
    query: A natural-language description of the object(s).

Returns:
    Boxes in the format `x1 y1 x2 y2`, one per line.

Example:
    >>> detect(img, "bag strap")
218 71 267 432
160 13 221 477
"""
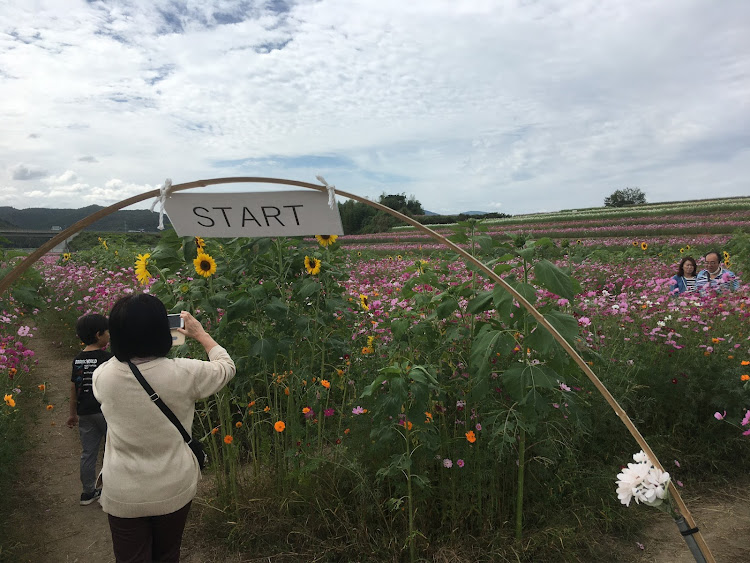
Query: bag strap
127 361 195 446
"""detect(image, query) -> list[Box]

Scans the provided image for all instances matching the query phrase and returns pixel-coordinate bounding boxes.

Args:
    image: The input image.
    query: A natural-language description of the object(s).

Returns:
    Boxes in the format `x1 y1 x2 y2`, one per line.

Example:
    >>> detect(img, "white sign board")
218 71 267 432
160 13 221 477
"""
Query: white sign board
164 191 344 238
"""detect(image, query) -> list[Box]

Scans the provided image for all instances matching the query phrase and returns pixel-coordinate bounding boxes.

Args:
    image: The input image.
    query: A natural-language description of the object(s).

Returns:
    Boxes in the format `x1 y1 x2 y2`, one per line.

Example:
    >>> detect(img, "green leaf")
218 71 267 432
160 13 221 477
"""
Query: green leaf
471 325 515 376
475 235 495 252
501 365 559 402
390 318 409 340
533 259 580 301
545 310 580 345
525 311 579 355
467 290 494 314
435 297 459 319
297 279 321 299
448 232 469 244
226 296 255 322
263 298 288 321
250 338 277 362
493 263 514 275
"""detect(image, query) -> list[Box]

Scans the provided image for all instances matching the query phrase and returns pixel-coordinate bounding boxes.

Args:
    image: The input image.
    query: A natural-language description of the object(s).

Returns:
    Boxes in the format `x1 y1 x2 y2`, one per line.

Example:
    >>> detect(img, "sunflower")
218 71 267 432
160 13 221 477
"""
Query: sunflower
632 241 638 247
195 236 206 251
640 242 648 251
315 234 338 247
194 252 217 278
359 294 369 311
135 253 152 285
304 255 322 275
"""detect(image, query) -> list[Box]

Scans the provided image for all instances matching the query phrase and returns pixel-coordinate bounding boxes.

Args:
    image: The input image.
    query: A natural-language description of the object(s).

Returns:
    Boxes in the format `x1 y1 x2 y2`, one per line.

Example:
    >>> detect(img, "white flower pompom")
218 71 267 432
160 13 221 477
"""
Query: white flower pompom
616 450 671 507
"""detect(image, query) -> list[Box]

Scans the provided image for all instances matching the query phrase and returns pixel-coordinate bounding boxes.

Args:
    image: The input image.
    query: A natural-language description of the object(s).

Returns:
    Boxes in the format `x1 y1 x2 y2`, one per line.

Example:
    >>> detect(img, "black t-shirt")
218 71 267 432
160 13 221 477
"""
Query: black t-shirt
71 349 112 416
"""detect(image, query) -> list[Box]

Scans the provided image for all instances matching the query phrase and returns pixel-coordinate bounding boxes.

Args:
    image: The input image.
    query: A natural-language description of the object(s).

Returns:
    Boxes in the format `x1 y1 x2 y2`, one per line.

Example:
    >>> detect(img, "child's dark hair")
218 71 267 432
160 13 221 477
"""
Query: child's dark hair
76 314 109 345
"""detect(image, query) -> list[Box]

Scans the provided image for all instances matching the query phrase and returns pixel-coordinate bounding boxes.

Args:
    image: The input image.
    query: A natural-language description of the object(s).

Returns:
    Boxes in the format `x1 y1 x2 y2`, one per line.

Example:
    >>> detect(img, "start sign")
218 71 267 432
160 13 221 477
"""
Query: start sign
164 190 344 238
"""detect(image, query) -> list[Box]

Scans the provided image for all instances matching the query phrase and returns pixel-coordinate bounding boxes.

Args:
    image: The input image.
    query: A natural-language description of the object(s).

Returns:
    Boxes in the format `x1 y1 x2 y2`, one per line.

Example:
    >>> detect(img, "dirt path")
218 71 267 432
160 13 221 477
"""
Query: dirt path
3 329 749 562
2 336 113 563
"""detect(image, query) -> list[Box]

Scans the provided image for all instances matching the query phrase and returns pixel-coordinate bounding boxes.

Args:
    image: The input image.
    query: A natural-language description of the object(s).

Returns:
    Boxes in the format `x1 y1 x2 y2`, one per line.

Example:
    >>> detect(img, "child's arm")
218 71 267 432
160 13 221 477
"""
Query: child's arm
66 383 78 428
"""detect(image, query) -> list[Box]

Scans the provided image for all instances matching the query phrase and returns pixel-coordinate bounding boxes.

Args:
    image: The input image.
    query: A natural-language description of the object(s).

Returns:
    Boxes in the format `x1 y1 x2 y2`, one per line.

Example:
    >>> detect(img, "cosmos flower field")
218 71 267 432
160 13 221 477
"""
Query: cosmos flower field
2 208 750 560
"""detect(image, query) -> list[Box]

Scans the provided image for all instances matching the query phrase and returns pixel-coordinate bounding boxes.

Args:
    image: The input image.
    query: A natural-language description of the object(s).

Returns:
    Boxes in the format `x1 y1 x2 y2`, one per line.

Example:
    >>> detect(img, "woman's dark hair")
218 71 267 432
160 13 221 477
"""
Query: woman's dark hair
108 294 172 361
76 313 109 345
677 256 697 277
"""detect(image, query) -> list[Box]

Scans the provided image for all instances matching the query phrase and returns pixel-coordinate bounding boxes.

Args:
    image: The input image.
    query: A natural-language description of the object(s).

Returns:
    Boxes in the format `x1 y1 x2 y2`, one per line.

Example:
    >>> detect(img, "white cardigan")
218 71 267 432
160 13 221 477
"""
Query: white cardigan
92 346 235 518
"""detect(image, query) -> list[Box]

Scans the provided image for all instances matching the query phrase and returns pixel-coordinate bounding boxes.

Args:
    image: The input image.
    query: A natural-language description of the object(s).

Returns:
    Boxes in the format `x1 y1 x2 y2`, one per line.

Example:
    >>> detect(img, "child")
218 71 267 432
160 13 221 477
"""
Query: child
66 313 112 505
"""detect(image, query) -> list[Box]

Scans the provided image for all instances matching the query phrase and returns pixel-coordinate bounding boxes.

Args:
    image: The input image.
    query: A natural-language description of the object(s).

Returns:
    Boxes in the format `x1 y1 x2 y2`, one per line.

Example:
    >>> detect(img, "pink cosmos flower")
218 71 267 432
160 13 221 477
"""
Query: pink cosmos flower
443 458 453 469
714 411 726 420
457 459 465 468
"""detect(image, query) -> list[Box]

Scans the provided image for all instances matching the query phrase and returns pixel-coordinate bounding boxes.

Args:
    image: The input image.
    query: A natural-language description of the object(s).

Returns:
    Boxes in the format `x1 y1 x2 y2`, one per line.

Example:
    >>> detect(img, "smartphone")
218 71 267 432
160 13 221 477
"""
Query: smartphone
167 314 185 329
168 314 185 346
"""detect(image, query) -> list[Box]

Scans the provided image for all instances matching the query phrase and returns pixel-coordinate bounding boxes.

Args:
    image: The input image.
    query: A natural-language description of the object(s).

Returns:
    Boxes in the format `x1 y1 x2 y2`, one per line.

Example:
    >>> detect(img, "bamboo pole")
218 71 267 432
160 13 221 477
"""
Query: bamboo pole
0 177 714 561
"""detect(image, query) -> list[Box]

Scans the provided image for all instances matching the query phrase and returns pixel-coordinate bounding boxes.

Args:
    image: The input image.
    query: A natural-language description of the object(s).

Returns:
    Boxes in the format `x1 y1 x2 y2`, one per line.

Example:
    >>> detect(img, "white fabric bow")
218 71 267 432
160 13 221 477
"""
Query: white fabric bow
150 178 174 230
316 175 337 209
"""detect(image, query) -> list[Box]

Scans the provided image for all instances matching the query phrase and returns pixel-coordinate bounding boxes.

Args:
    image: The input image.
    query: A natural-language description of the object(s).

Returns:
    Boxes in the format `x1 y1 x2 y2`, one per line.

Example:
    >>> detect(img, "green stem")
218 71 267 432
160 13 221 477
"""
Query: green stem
516 426 526 542
405 426 416 563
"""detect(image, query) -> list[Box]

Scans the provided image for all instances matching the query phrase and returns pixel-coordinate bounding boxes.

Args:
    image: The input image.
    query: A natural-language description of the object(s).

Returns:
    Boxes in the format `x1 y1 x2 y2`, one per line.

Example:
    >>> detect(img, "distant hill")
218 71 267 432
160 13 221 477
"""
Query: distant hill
0 206 169 232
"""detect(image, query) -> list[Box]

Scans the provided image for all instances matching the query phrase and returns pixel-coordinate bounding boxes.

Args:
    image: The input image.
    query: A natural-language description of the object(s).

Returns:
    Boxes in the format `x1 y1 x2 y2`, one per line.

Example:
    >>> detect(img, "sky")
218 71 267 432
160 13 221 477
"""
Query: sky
1 0 748 216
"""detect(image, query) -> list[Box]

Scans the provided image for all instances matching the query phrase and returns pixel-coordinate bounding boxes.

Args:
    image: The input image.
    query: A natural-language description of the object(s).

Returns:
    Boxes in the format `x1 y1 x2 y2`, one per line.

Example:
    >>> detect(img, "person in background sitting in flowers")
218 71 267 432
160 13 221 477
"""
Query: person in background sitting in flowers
696 250 739 294
66 313 112 506
670 256 698 294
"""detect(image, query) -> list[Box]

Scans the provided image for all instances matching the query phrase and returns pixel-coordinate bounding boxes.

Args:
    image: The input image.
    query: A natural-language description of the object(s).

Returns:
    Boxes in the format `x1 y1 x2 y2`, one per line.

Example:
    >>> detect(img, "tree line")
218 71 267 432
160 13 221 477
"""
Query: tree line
339 193 509 235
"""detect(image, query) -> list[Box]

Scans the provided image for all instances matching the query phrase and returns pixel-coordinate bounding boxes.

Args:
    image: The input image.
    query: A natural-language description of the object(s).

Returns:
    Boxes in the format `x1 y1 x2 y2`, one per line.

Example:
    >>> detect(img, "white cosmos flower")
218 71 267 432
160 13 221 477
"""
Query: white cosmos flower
616 450 671 508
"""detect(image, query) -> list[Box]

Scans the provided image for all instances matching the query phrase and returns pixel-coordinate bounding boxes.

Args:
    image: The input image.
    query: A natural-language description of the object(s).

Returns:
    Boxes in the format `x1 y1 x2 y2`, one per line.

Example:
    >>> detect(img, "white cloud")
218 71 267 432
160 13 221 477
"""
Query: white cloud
44 170 77 184
0 0 748 214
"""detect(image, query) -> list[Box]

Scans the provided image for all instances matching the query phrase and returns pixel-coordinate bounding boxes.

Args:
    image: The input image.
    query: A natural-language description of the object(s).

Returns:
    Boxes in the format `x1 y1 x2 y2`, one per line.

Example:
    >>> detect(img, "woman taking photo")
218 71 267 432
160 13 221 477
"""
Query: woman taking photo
670 256 698 294
92 294 235 562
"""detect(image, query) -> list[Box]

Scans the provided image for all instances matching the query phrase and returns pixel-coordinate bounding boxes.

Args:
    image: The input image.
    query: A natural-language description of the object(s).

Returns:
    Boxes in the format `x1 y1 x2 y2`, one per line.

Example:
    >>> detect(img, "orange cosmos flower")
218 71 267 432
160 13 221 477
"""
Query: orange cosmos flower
235 422 243 428
302 407 311 415
46 404 54 411
741 374 750 381
211 427 219 435
37 384 45 391
223 435 233 444
465 430 477 443
742 361 750 366
274 421 286 432
321 379 331 389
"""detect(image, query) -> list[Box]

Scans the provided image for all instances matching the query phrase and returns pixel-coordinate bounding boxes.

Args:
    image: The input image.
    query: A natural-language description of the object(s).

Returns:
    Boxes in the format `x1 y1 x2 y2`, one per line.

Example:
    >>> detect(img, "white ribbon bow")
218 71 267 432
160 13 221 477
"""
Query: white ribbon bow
316 175 337 210
150 178 174 230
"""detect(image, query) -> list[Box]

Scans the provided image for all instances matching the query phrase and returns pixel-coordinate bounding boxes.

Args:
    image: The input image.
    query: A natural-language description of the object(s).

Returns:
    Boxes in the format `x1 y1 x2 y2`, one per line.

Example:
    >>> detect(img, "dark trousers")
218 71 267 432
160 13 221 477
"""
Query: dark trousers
108 502 192 563
78 413 106 493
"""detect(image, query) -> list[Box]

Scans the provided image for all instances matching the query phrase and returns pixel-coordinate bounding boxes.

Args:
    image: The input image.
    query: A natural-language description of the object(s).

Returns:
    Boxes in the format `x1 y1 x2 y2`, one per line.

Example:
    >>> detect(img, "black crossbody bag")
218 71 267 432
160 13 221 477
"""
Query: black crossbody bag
127 361 208 470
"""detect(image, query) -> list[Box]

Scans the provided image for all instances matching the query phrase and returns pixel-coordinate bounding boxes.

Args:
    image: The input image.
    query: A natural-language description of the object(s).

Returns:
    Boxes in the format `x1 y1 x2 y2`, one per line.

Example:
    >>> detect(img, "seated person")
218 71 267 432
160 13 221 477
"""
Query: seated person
670 256 698 294
696 250 739 294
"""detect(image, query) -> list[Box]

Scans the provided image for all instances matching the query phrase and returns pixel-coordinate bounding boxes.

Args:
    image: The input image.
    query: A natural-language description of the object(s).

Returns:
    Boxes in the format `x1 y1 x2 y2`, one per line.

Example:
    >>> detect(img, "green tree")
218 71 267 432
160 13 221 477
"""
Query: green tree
604 187 647 207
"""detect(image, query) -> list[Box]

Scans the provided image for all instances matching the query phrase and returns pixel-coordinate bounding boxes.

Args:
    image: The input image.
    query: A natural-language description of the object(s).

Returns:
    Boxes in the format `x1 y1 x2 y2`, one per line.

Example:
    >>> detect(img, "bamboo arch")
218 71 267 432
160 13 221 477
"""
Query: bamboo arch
0 177 713 561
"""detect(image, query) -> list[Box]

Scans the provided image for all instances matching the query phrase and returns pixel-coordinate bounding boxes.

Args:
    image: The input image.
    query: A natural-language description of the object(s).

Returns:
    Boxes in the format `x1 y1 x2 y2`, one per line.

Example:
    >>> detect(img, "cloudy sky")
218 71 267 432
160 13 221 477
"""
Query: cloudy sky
1 0 748 215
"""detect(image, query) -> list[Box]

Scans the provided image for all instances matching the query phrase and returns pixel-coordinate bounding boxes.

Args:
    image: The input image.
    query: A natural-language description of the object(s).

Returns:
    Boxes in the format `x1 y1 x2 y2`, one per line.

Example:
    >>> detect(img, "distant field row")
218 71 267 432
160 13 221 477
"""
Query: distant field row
394 196 750 230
